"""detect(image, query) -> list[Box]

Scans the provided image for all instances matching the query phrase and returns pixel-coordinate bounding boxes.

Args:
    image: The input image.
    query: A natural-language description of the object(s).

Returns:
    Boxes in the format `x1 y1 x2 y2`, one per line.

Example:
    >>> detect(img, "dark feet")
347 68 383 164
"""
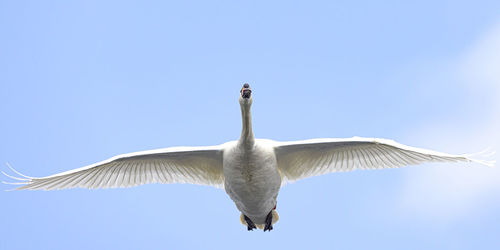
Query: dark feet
244 215 257 231
264 211 273 232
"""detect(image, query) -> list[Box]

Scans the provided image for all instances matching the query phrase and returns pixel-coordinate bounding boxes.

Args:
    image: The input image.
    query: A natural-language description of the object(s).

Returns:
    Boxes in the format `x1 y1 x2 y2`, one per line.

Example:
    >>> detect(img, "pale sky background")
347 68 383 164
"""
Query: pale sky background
1 1 499 249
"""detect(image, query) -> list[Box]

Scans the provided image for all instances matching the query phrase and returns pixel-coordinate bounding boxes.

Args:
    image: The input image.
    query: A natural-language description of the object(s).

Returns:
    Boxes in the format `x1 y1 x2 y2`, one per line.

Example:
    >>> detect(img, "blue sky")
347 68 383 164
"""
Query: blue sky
1 1 499 249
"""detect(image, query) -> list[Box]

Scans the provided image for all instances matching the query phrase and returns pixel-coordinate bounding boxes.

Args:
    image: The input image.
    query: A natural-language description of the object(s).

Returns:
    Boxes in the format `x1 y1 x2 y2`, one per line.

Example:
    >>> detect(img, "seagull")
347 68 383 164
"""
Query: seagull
2 83 494 232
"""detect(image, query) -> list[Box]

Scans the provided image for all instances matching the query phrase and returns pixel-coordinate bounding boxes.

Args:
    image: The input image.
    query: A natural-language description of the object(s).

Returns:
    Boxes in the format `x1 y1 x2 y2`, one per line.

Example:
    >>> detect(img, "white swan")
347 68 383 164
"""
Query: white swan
2 83 494 231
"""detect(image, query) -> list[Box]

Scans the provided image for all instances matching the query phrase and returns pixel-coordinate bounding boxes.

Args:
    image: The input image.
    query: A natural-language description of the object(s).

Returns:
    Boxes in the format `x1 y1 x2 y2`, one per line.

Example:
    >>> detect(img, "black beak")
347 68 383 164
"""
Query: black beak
241 88 252 99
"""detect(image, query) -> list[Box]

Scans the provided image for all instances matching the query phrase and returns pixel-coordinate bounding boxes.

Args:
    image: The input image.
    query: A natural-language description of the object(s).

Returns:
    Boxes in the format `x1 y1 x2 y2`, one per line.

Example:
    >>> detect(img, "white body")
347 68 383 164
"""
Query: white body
223 140 281 224
3 84 494 230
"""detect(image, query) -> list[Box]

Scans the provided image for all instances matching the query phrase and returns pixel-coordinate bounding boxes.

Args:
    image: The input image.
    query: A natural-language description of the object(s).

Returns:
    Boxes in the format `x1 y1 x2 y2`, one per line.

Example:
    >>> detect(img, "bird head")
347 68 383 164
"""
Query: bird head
239 83 253 106
240 83 252 99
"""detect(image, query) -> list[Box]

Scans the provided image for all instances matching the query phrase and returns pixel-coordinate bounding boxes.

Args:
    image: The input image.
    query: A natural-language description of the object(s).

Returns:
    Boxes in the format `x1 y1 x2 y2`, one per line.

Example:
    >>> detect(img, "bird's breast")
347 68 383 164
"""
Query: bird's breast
222 141 281 217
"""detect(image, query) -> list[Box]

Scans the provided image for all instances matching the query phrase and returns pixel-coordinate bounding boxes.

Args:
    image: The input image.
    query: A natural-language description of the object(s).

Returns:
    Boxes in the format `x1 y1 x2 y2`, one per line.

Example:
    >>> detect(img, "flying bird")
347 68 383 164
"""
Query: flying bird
2 83 494 232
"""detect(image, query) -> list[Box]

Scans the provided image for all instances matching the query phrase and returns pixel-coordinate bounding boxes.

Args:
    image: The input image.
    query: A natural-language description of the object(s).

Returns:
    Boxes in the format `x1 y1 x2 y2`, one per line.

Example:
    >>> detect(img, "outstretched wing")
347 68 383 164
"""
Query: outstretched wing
274 137 494 184
3 145 224 190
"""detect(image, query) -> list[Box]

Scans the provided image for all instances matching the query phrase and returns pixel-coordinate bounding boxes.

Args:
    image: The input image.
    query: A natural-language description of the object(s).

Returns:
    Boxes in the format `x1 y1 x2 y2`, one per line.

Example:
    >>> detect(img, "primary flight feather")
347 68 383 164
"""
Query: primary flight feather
3 83 494 232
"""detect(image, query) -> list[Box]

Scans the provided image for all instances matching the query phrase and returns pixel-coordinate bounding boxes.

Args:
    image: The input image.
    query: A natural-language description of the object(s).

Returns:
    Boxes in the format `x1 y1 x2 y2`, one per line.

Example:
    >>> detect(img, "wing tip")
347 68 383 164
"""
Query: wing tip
2 163 34 191
464 148 496 167
470 158 496 167
5 162 34 179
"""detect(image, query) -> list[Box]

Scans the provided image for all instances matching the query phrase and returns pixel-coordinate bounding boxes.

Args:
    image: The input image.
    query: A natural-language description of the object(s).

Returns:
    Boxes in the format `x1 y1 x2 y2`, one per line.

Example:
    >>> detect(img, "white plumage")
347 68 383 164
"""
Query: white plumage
5 146 225 190
2 84 494 231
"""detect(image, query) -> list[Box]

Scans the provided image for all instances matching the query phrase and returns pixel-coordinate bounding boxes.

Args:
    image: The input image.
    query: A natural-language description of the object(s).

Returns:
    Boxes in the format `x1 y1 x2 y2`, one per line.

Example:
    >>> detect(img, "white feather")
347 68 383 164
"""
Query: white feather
274 137 494 184
7 145 225 190
2 85 494 231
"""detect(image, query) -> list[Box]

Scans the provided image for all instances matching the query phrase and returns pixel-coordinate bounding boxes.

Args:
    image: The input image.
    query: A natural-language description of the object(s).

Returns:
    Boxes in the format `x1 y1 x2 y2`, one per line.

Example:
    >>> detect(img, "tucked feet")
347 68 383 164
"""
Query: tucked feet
244 215 257 231
264 210 273 232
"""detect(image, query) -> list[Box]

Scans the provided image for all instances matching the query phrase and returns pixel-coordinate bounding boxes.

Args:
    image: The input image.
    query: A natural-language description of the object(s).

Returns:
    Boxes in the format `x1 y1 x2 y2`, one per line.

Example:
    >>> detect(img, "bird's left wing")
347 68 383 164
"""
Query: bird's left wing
3 145 225 190
274 137 494 184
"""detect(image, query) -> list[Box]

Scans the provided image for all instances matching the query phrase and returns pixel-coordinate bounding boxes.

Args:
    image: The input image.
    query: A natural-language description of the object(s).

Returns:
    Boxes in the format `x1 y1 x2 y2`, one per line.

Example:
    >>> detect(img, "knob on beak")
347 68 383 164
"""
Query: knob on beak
241 83 252 99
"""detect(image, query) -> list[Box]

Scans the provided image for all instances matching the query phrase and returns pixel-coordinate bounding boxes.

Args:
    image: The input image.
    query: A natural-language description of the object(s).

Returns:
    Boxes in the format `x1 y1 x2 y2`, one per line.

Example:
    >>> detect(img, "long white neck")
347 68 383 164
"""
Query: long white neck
239 99 254 146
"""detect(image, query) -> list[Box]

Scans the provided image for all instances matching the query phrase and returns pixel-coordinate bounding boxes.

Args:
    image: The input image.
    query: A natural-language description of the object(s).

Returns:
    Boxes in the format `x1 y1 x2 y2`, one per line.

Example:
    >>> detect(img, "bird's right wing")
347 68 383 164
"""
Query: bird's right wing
3 145 225 190
274 137 494 184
